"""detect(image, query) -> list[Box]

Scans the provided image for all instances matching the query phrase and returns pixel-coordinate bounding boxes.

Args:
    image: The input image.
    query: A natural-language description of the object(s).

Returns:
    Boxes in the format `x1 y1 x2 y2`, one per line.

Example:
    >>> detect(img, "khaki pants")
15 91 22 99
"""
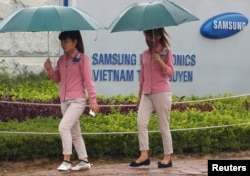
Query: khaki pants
59 98 87 159
137 92 173 154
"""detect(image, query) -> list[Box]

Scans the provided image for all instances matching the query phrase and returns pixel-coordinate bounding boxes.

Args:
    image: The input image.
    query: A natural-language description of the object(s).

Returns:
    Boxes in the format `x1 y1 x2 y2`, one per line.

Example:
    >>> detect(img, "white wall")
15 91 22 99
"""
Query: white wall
0 0 60 57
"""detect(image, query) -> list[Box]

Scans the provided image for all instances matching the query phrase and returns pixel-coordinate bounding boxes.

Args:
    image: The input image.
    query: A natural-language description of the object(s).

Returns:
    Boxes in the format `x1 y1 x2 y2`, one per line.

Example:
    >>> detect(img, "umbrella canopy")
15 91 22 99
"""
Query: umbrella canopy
0 5 106 32
0 5 106 56
109 0 199 32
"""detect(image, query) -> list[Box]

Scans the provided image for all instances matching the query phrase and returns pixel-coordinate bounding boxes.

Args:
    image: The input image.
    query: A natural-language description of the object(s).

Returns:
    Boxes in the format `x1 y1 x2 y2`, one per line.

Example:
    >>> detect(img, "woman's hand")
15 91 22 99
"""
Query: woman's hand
44 58 52 70
89 103 100 113
153 52 161 62
153 52 167 72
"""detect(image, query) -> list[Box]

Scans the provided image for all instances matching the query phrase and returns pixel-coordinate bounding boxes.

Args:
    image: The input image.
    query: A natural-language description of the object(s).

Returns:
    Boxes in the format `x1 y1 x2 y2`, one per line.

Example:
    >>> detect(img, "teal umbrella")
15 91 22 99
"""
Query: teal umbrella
109 0 199 32
0 5 105 32
0 5 106 56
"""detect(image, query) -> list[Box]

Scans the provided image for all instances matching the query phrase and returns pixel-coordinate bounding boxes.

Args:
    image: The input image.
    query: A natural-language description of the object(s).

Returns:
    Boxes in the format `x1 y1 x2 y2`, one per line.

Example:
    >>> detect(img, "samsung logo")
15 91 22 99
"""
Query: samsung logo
213 21 246 30
200 12 248 39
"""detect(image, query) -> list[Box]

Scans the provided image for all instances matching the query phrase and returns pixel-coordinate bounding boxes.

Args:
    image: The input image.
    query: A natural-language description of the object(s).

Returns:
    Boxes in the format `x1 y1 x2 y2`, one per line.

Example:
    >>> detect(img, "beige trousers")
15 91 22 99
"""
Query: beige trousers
137 92 173 154
59 98 87 159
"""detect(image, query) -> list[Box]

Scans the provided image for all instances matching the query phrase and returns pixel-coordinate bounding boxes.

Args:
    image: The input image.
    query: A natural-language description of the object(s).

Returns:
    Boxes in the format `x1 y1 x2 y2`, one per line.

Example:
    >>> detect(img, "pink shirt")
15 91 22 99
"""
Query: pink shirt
140 44 174 94
47 49 97 104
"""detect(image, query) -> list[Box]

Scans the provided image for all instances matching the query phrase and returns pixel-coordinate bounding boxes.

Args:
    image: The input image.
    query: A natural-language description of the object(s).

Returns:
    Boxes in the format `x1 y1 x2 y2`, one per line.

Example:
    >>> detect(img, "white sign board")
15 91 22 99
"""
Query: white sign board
71 0 249 97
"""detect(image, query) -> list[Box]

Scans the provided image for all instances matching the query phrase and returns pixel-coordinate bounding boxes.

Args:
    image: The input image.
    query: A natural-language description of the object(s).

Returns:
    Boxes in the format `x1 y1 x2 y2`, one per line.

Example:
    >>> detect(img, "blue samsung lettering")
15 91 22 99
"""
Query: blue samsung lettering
200 12 248 39
92 53 98 65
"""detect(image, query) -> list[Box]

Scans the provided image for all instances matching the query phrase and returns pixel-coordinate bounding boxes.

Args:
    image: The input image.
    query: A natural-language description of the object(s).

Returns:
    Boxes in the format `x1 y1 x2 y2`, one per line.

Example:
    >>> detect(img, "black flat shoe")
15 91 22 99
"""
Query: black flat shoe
129 158 150 167
158 160 172 168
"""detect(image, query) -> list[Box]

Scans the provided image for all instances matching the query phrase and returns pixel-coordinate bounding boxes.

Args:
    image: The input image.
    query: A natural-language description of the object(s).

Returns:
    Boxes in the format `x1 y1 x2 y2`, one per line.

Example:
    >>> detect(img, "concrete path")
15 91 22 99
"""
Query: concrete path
21 160 208 176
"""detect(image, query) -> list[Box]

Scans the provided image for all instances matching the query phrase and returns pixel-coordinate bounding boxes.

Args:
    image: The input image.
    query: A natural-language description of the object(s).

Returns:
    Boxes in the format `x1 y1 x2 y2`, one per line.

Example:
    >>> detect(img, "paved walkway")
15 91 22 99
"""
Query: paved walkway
21 160 208 176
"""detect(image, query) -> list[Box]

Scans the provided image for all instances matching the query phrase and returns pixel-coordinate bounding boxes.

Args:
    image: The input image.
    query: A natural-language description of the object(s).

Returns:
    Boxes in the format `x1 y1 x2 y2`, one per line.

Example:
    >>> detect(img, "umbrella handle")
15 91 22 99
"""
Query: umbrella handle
47 31 56 68
153 29 156 49
47 31 50 57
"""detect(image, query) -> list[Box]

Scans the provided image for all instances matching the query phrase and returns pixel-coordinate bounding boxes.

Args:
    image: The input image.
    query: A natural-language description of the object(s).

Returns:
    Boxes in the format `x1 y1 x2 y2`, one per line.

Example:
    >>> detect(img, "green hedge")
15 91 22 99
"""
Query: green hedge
0 109 250 161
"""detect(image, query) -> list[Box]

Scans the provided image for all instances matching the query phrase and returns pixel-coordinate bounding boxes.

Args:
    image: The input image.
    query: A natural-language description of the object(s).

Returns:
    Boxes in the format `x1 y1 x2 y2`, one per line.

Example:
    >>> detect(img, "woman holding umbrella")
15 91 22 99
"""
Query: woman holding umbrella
129 28 174 168
44 30 99 171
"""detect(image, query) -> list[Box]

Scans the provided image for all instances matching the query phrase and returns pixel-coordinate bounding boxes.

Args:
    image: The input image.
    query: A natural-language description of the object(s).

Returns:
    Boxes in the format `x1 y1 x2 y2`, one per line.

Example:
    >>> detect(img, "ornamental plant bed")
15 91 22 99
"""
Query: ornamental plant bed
0 95 216 122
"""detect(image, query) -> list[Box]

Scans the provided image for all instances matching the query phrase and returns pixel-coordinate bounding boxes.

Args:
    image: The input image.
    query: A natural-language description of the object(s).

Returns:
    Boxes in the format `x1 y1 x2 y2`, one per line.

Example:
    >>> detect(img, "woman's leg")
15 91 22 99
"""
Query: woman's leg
59 98 85 161
71 120 88 161
136 95 154 162
152 92 173 164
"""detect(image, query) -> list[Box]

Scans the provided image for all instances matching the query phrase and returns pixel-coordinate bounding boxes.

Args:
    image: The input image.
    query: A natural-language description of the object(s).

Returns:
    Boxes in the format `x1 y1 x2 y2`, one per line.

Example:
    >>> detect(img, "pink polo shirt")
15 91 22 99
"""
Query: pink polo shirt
47 49 97 104
140 44 174 94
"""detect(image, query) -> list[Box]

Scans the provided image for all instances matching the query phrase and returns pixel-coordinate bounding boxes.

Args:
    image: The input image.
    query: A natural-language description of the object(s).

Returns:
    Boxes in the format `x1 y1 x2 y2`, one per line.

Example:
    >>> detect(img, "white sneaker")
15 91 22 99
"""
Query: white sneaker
57 161 71 171
71 160 91 171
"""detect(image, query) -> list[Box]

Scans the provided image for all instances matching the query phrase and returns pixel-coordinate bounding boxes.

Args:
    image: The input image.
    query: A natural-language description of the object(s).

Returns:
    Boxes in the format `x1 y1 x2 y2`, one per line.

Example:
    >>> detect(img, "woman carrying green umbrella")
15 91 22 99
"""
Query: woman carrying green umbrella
129 28 174 168
44 30 99 171
109 0 199 168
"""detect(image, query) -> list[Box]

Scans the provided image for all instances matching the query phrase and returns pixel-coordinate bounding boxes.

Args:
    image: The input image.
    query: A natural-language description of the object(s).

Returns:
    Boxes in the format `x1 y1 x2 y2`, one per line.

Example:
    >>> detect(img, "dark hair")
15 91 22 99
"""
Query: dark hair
59 30 84 53
143 28 170 48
